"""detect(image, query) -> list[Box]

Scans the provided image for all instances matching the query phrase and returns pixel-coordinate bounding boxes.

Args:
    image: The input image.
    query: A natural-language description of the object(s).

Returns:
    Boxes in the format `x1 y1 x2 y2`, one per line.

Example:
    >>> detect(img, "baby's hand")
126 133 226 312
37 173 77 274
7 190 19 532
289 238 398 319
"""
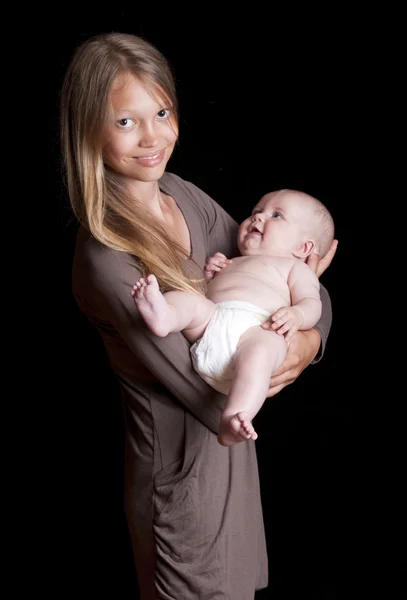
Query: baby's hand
261 306 304 344
204 252 233 280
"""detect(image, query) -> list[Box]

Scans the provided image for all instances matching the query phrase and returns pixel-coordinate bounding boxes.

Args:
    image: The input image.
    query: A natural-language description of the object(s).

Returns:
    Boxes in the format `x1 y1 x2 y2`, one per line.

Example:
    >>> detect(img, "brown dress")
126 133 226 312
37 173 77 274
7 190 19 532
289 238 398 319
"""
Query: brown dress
72 172 332 599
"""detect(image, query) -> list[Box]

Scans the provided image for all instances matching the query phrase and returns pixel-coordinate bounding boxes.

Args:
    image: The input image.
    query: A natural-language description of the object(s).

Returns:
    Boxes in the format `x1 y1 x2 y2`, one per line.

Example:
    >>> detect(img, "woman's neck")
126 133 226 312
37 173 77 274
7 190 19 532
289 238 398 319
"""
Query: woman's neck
126 179 165 213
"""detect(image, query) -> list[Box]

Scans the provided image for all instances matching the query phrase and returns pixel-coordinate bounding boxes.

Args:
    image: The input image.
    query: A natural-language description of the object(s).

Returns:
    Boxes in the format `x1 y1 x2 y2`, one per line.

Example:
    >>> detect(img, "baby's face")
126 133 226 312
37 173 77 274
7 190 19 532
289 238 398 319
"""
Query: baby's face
238 190 312 257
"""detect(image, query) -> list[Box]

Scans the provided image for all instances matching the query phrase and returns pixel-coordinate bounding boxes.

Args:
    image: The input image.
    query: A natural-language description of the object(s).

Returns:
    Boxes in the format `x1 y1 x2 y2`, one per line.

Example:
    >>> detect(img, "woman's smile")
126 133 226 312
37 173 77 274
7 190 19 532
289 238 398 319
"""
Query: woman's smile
132 149 166 167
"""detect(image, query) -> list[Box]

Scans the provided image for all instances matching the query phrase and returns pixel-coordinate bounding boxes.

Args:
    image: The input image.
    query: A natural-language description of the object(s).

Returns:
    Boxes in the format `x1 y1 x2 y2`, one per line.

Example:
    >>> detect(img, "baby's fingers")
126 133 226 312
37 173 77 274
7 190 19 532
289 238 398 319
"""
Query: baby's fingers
205 264 222 273
216 257 233 267
261 312 288 331
211 252 232 265
208 257 232 270
275 322 292 336
270 310 289 330
271 308 287 322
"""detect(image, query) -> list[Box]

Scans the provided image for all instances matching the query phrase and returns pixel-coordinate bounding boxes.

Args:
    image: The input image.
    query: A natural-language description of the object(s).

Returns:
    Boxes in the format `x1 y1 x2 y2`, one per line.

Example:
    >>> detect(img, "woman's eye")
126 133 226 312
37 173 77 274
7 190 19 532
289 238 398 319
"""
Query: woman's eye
116 118 134 129
157 109 170 119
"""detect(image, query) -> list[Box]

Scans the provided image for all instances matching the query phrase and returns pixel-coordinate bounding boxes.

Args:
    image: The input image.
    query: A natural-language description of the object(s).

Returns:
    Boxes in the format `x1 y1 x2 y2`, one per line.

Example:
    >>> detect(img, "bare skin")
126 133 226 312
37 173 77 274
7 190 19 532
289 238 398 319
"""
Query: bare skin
132 274 215 342
132 272 287 446
132 191 335 447
132 275 179 337
132 274 277 446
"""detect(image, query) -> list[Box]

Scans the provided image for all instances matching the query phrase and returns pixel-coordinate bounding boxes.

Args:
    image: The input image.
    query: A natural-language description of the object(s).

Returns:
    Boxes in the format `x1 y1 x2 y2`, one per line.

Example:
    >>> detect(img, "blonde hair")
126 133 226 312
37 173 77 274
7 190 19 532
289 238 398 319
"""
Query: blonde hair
60 32 204 294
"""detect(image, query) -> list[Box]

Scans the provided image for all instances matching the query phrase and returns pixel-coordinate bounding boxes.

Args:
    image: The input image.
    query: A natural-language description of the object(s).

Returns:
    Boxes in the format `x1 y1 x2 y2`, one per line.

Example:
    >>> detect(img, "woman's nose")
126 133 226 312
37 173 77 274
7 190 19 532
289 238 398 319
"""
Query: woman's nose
139 123 159 148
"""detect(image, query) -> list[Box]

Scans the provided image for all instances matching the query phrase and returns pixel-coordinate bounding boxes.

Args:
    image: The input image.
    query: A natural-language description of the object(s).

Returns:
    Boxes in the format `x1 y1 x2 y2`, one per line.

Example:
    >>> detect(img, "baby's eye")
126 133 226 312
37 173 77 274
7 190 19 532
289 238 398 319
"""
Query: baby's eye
116 118 135 129
272 212 282 219
157 109 171 119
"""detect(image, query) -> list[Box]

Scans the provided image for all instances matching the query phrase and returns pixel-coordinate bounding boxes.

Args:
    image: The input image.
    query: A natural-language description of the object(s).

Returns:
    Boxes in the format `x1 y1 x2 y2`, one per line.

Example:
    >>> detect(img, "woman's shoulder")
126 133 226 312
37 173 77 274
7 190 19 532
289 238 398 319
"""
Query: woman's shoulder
74 226 121 263
73 227 141 287
160 171 214 205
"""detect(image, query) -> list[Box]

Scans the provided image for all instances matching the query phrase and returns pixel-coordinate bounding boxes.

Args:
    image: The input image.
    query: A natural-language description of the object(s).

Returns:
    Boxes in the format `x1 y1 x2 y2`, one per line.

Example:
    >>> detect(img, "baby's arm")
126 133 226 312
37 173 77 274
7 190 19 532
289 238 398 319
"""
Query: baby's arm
270 261 322 343
204 252 233 281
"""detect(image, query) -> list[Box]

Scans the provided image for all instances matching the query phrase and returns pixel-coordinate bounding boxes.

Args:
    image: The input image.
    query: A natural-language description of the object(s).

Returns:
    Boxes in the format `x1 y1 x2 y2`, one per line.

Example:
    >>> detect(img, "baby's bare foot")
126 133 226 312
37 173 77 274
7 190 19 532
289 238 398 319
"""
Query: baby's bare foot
218 411 258 447
131 274 172 337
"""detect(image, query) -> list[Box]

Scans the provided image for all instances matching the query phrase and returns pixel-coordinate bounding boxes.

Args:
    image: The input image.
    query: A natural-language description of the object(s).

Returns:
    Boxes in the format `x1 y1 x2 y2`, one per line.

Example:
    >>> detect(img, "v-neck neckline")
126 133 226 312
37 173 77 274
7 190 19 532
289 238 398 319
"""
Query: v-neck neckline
159 180 194 259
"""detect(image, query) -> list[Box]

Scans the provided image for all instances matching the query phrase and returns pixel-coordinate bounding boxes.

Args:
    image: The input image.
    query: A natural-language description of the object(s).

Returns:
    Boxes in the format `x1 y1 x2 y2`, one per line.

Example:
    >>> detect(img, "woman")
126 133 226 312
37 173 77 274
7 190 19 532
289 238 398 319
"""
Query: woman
60 32 336 599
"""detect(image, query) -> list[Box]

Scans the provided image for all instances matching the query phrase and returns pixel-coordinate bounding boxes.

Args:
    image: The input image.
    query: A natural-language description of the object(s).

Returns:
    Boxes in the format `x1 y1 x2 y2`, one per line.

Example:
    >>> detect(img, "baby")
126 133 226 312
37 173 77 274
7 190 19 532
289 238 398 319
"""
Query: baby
132 189 334 446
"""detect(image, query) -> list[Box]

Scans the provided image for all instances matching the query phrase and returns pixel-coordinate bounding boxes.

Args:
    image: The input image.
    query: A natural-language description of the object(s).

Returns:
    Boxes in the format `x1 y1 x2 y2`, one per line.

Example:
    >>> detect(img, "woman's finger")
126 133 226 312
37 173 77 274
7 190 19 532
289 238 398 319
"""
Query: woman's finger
306 239 338 277
316 239 338 277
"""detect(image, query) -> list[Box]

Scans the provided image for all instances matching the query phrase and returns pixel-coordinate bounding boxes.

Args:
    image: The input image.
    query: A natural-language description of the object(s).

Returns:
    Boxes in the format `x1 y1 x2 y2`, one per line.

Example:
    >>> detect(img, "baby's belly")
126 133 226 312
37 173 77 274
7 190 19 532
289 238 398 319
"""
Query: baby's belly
207 278 289 314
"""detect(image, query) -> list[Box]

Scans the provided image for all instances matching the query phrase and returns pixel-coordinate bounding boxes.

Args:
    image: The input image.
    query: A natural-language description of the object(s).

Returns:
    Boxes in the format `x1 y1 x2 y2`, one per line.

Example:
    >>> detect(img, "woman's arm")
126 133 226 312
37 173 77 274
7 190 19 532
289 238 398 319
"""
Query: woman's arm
79 242 228 434
73 177 245 435
266 328 322 398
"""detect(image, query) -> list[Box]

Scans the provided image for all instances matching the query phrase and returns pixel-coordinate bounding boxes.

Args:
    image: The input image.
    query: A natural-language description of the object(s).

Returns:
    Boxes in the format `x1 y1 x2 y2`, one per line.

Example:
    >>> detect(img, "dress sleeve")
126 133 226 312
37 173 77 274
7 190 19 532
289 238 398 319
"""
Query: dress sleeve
311 283 332 363
82 246 228 434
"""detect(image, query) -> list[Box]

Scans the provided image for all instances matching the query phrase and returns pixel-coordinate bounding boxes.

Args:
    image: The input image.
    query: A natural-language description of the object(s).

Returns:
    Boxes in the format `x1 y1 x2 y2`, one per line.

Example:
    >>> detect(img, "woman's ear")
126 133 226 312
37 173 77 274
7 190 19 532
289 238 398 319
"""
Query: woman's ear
293 239 316 259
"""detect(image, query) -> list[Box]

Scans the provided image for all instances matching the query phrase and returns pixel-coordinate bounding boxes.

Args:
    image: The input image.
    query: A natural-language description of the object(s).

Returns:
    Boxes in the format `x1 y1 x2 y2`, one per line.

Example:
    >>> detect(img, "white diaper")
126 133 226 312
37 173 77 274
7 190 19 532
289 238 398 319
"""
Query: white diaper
190 300 271 395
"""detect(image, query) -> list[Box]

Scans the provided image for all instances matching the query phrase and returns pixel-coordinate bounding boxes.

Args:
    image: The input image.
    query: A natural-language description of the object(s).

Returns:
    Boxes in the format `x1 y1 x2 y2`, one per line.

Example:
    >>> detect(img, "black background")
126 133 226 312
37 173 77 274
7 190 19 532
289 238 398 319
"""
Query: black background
46 12 403 600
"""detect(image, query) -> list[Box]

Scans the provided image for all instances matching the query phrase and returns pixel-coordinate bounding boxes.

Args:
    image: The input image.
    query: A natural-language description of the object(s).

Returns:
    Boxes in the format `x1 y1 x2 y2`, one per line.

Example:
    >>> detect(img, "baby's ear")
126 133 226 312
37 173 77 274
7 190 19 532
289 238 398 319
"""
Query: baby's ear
293 240 316 259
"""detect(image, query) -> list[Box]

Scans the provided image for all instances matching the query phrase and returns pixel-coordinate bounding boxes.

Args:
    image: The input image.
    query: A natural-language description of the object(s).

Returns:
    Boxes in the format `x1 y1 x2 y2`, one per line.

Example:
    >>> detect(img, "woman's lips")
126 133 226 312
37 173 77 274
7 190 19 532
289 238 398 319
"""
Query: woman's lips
133 149 165 167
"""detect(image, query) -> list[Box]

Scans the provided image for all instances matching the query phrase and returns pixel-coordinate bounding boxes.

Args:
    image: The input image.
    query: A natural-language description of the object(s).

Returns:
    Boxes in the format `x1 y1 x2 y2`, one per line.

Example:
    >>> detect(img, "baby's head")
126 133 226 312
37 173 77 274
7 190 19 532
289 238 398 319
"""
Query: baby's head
238 189 334 260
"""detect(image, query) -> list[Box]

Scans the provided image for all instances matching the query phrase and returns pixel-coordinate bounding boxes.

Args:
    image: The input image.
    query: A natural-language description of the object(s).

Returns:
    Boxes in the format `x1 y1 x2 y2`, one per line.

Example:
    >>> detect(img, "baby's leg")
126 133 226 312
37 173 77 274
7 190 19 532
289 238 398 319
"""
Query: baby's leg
132 274 215 340
218 326 287 447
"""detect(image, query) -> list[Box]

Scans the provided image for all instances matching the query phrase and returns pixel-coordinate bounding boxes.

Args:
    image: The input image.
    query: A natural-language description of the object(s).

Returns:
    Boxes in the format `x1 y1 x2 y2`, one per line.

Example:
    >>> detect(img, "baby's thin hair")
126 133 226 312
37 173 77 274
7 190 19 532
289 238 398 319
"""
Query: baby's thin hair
310 198 335 258
279 189 334 257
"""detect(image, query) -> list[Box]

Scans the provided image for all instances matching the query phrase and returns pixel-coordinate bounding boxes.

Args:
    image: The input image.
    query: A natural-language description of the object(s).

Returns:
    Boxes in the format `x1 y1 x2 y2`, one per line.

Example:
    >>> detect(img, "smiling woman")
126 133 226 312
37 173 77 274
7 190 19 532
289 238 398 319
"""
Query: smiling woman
104 73 178 180
60 31 336 599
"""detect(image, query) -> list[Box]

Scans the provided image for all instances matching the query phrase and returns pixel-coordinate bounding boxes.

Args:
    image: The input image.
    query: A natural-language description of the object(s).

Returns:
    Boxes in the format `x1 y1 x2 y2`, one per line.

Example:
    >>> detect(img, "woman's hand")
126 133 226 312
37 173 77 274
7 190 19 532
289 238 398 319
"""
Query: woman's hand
306 239 338 277
265 329 321 398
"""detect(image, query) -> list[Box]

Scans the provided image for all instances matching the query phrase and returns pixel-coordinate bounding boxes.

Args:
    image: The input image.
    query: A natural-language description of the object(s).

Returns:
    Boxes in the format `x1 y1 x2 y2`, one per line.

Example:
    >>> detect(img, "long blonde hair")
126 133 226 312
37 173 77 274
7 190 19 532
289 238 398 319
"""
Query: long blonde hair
60 32 204 294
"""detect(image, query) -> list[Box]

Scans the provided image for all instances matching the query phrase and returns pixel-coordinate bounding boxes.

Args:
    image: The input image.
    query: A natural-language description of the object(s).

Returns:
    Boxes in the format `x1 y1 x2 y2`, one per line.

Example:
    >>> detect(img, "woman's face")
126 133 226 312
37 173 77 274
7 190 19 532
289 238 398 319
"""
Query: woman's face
103 73 178 183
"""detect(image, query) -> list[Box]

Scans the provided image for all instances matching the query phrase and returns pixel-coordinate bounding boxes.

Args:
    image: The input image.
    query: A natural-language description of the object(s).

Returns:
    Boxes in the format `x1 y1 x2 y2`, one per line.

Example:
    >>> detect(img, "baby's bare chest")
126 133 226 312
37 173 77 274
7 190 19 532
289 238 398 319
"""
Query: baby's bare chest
207 256 294 310
228 256 291 281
